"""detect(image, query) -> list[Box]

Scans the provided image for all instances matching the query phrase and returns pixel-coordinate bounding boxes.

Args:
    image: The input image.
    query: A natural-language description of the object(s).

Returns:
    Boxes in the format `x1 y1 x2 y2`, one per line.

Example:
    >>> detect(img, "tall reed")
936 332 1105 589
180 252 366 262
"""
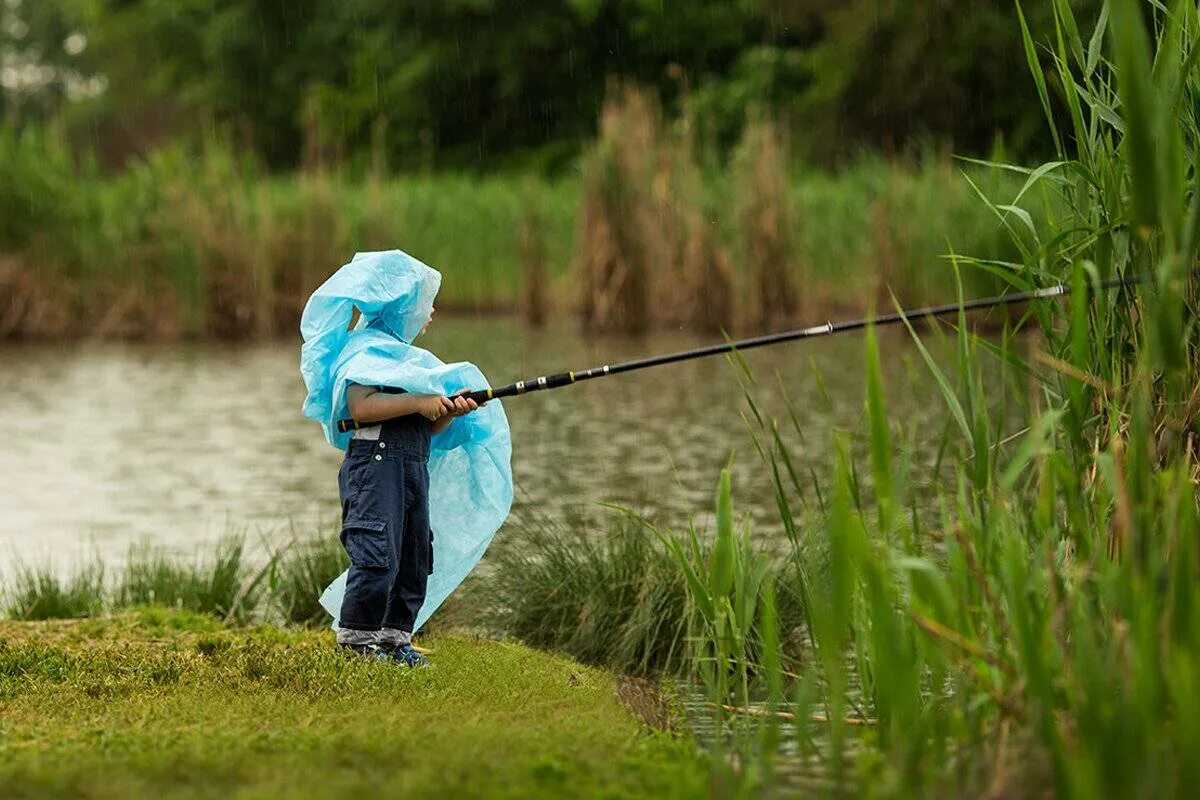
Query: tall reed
671 109 736 333
575 84 658 333
518 199 549 327
735 116 800 328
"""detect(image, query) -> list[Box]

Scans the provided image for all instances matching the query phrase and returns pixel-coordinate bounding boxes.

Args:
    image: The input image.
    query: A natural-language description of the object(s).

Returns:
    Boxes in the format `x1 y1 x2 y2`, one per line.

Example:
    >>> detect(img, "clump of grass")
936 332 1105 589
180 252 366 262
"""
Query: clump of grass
477 512 691 674
477 507 808 677
268 532 349 627
117 537 260 622
2 562 106 621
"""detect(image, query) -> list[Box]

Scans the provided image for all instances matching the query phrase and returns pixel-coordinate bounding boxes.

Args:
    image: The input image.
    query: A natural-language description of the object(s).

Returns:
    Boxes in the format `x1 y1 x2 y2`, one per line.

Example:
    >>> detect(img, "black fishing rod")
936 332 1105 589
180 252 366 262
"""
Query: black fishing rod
337 272 1148 433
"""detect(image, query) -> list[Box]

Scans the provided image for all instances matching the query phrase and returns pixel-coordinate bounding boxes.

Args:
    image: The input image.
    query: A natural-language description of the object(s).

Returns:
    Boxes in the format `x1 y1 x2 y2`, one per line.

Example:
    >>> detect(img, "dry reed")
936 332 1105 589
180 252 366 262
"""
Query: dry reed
575 84 658 333
735 115 799 329
574 85 735 333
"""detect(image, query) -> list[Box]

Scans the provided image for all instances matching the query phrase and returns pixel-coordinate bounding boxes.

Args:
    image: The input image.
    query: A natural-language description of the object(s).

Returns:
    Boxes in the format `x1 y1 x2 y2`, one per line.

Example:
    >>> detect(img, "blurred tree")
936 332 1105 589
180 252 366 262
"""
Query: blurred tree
2 0 1097 170
795 0 1100 158
0 0 102 125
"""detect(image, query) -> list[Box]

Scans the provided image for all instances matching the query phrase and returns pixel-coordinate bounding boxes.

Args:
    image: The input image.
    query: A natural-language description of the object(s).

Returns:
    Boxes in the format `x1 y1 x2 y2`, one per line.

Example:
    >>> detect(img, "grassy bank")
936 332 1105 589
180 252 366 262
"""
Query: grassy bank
0 609 705 799
0 123 1025 340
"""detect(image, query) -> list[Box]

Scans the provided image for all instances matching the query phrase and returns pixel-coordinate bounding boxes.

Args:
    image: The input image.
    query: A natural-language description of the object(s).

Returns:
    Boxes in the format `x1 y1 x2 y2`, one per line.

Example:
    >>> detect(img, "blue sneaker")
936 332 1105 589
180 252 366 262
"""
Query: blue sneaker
389 643 431 668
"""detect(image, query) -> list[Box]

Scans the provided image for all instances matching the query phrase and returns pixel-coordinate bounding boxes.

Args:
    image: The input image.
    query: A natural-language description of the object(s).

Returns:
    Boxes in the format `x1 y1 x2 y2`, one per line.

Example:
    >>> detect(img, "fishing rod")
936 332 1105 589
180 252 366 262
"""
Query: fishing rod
337 272 1150 433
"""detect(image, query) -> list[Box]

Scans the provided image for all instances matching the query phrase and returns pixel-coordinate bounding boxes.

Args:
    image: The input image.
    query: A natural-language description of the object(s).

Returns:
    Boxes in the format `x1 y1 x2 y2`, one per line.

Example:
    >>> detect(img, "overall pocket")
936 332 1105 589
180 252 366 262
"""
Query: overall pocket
340 519 389 570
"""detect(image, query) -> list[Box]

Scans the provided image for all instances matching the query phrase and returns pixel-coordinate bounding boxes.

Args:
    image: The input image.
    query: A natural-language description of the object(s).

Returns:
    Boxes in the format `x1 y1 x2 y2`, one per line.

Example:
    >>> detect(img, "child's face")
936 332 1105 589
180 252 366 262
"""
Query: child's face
419 308 435 336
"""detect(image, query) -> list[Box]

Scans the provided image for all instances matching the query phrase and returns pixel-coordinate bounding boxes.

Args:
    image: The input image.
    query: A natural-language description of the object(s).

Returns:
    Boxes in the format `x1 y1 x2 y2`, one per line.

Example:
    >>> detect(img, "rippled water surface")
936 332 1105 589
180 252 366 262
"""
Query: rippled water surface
0 317 996 572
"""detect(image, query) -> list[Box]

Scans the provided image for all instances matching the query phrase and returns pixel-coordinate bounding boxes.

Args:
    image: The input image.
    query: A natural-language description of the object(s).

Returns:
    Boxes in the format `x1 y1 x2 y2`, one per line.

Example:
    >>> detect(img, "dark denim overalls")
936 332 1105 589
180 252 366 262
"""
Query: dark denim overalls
337 414 434 635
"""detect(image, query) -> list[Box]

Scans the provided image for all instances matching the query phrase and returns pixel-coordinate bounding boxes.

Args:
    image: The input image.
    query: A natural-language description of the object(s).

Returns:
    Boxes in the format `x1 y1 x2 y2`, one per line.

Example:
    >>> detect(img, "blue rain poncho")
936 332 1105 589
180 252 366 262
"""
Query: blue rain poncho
299 250 513 631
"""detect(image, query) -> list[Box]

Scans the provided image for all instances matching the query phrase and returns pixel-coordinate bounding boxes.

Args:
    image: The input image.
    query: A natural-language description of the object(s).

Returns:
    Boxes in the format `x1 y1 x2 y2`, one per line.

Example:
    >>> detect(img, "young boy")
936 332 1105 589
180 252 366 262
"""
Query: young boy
300 249 513 667
336 310 483 667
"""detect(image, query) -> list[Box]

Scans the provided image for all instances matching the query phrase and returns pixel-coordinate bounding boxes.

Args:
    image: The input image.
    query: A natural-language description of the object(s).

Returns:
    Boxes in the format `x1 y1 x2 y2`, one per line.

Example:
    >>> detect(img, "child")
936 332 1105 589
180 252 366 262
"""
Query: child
299 250 513 667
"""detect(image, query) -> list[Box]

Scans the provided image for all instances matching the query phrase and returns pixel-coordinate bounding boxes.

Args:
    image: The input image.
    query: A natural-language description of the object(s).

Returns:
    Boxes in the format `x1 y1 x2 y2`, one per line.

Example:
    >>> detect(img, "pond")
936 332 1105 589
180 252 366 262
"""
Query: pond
0 316 990 575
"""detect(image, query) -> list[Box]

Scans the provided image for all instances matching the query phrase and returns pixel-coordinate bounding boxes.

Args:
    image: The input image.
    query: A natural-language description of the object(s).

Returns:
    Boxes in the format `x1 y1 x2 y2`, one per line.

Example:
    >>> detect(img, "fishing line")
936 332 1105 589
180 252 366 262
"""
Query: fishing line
338 272 1154 433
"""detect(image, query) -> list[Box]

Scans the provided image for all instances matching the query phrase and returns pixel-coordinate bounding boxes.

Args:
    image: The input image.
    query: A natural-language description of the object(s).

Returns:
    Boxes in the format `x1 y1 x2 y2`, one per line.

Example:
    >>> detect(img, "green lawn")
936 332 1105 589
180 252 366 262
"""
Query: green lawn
0 609 706 799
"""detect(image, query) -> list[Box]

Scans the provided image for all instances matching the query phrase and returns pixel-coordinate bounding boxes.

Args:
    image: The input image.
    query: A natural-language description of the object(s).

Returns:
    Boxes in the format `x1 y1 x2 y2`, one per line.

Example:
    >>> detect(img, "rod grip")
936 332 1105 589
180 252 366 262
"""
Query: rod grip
454 388 492 404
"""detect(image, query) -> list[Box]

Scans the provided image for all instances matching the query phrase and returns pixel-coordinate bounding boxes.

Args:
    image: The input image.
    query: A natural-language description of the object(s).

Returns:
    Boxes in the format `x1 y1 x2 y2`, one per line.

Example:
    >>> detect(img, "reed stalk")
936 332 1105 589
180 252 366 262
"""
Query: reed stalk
518 200 548 327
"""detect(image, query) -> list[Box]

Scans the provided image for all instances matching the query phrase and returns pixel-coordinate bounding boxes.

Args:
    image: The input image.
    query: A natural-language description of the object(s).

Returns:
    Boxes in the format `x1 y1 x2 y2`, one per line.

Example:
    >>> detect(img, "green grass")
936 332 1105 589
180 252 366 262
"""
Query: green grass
475 513 694 674
2 536 329 627
0 609 705 800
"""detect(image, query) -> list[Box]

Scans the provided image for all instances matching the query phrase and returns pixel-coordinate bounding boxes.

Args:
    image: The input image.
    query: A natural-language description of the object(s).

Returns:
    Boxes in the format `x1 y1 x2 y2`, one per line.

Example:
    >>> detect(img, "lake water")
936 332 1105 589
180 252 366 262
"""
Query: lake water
0 317 979 574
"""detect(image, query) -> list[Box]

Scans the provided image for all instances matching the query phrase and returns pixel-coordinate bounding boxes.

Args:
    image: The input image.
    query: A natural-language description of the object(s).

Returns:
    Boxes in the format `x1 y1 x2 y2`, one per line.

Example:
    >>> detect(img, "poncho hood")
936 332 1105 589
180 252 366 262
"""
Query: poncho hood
299 250 513 631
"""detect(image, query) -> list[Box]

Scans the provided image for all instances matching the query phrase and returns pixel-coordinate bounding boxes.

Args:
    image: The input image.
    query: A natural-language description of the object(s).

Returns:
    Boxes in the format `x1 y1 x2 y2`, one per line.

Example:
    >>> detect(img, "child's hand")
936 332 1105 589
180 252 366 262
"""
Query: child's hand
415 394 454 421
449 390 483 417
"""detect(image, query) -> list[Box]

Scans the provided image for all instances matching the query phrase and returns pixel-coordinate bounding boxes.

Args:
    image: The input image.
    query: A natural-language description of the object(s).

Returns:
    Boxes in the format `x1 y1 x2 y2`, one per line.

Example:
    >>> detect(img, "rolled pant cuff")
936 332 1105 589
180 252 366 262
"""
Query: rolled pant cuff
337 627 381 647
377 627 412 647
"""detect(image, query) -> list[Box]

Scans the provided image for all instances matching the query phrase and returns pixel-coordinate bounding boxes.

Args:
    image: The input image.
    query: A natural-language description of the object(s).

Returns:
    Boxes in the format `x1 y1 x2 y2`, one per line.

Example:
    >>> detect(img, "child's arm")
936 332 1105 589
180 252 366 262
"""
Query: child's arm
347 384 454 424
